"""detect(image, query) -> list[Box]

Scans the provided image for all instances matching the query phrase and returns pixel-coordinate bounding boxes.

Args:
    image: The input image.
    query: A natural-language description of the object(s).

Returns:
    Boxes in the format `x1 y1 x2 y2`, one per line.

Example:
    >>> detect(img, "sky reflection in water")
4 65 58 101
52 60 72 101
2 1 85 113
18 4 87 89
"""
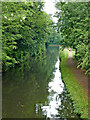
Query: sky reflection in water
36 58 64 118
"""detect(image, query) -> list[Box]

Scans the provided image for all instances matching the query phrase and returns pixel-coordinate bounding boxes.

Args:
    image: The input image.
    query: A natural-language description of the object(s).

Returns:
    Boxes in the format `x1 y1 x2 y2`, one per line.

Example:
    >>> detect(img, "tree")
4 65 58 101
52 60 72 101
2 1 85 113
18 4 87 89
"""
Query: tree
2 2 54 71
55 2 89 74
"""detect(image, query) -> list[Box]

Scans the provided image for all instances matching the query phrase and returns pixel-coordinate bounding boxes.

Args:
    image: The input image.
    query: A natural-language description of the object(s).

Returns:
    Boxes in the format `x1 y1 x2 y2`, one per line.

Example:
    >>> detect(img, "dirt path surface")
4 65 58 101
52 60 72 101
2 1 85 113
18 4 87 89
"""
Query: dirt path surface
67 50 88 96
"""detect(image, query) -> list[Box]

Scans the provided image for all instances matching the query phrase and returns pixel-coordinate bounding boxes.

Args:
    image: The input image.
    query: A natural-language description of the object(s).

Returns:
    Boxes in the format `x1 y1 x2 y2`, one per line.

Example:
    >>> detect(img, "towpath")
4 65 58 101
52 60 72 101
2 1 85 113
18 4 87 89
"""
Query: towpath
67 50 88 96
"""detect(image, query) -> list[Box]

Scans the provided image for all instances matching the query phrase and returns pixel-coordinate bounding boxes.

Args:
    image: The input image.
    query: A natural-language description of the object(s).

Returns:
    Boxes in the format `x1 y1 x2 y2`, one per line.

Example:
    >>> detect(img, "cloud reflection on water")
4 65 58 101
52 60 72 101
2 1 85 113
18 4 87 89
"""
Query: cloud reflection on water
41 58 64 118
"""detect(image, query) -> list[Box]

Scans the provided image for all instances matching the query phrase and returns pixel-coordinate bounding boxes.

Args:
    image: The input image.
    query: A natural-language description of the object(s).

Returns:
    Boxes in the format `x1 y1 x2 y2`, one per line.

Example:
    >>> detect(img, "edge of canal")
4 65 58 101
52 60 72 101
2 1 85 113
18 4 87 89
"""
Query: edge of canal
59 48 88 119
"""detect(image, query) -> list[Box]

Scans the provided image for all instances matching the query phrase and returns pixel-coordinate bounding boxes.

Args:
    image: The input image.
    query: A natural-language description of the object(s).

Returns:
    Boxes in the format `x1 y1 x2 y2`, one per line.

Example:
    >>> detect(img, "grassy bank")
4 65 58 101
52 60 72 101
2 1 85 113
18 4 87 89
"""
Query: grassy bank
59 48 88 119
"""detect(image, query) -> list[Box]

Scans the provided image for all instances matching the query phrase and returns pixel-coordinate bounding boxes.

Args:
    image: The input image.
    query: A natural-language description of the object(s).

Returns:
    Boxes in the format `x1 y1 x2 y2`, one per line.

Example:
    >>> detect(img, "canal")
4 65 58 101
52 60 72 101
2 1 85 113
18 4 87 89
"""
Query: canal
2 46 80 119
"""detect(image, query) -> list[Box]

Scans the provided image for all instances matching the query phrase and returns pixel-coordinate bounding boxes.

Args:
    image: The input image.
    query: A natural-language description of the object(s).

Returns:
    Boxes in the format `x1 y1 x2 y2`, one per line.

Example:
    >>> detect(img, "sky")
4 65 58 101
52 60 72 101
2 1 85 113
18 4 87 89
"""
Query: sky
44 0 58 23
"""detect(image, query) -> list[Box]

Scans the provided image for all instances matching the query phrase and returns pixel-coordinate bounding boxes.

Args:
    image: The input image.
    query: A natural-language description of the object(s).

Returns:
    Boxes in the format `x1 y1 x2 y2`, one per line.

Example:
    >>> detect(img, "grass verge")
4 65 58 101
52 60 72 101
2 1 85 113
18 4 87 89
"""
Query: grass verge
59 48 88 119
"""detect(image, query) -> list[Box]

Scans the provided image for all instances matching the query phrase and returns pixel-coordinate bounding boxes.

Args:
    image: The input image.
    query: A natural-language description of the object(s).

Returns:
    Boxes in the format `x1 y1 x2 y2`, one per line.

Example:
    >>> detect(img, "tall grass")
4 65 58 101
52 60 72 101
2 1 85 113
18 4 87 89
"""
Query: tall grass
59 48 88 119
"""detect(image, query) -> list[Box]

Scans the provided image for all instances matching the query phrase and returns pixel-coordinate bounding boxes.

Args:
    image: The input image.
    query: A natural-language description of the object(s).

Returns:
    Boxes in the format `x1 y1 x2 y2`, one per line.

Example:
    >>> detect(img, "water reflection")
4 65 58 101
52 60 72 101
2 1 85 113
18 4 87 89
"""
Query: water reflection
41 59 64 118
35 57 79 119
2 46 79 118
2 46 59 118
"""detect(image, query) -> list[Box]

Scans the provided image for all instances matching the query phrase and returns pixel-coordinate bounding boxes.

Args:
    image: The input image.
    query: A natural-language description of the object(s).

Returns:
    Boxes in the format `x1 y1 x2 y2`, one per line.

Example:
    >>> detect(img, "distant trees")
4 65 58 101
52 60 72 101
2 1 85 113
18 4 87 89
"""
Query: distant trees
47 28 61 45
2 2 54 71
55 2 89 74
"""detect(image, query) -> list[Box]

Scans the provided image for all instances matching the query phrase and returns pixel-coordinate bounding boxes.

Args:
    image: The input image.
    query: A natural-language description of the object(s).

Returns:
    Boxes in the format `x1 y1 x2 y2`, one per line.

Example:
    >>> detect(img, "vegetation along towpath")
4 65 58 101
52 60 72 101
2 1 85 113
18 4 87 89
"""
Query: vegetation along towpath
59 48 88 118
67 50 88 96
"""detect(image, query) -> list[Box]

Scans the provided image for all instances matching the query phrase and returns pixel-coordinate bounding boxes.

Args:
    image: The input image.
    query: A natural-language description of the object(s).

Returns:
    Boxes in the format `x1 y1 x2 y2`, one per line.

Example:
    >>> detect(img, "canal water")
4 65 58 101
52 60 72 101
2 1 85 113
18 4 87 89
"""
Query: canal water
2 46 79 119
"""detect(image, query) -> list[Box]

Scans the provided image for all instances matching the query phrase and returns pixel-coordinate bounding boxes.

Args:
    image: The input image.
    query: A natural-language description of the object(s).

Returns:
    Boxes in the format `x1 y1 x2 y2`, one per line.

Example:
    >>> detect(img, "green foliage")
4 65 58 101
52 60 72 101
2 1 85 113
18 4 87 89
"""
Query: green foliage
47 28 61 45
2 2 54 71
59 47 68 63
55 2 89 74
59 48 88 119
76 44 89 75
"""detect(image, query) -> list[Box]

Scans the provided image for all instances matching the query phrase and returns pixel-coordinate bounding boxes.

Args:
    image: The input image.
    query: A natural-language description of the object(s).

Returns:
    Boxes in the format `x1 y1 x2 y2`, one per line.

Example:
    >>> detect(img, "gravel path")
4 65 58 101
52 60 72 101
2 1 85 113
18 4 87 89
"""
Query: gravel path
67 50 88 96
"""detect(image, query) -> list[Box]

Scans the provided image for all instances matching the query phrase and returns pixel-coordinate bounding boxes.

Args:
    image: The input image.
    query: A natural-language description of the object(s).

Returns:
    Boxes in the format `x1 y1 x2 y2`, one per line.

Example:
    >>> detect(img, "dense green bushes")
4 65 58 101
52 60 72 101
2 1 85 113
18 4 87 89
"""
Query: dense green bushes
75 43 89 74
2 2 54 71
55 2 89 74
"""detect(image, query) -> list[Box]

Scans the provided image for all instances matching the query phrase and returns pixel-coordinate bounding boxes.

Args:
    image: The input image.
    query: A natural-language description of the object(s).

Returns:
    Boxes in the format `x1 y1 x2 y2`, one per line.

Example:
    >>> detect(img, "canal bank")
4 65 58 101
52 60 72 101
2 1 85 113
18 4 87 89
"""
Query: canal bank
59 48 88 119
